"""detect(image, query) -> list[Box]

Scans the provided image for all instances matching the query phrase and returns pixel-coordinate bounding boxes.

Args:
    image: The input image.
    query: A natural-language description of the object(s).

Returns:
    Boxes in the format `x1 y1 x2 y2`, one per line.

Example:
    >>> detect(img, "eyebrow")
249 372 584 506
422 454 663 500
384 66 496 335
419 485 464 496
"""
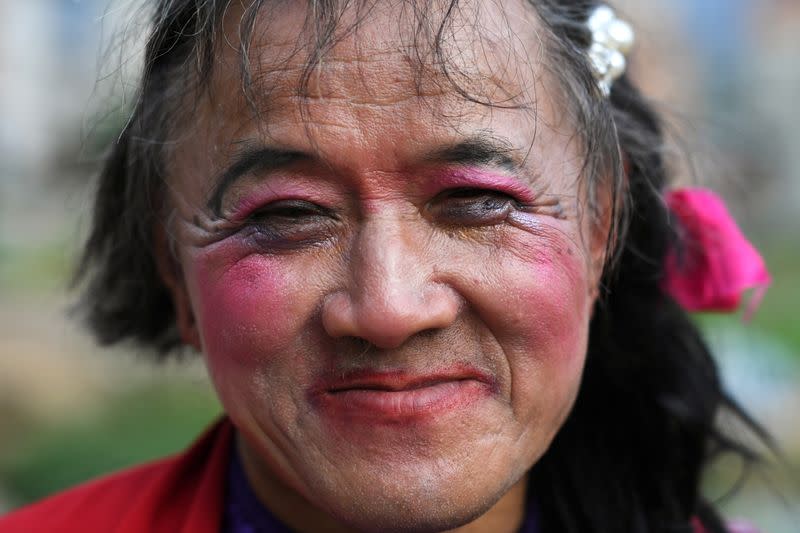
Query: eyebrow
423 133 523 173
207 133 524 216
207 146 310 215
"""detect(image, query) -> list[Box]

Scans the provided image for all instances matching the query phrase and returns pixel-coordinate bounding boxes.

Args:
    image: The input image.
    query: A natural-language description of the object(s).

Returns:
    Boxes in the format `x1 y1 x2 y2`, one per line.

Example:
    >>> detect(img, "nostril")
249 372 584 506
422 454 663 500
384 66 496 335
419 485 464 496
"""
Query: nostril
347 336 374 356
416 327 442 340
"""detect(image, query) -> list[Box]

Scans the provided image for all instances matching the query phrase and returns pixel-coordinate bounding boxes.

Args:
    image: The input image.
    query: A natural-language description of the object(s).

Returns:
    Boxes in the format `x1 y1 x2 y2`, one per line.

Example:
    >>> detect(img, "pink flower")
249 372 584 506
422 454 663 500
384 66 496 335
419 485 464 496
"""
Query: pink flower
662 187 771 318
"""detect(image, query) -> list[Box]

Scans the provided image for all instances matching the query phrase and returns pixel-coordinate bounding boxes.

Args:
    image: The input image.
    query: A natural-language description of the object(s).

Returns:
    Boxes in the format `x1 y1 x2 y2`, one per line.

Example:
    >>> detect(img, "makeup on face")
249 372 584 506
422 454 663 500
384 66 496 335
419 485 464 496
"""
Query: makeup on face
421 168 539 205
207 133 538 216
166 4 602 528
224 179 342 223
307 364 499 426
200 144 553 258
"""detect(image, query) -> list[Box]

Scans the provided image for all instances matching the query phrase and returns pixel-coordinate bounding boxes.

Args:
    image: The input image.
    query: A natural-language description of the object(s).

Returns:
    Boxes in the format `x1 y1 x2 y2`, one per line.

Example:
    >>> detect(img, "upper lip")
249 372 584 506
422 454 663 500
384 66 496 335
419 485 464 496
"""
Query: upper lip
321 367 493 393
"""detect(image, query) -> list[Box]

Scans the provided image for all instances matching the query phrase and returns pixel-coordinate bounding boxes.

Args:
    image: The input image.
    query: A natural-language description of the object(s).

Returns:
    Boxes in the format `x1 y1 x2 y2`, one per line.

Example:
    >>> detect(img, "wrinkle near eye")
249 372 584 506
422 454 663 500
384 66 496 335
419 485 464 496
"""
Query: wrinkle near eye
173 207 248 249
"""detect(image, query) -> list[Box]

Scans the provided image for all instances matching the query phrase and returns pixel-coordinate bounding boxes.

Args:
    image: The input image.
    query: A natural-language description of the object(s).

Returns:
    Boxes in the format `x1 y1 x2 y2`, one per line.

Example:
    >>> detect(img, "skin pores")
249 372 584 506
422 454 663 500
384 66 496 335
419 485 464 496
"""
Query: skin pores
161 1 608 532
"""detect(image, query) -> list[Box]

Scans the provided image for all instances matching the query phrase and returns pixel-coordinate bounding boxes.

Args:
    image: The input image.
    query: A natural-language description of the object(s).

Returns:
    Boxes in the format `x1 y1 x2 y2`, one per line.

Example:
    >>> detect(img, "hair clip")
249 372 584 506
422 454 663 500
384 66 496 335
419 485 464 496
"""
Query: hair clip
586 5 635 96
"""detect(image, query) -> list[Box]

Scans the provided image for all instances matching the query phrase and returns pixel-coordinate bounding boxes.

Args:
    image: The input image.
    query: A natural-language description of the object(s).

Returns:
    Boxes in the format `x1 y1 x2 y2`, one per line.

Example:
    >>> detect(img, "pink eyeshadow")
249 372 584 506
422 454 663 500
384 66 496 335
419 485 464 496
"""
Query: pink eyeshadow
423 168 538 203
226 177 340 221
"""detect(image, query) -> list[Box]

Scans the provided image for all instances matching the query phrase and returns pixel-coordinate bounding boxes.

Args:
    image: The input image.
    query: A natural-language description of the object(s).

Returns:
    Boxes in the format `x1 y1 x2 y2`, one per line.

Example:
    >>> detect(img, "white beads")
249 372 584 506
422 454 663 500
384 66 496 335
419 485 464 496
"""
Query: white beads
587 5 616 33
586 5 635 96
607 19 635 54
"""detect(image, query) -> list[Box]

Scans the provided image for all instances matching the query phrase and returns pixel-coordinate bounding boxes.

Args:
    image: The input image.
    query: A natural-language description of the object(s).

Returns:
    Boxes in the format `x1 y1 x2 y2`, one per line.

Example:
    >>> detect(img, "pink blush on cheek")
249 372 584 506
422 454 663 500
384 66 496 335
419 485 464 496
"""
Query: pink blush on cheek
498 233 591 359
190 254 298 366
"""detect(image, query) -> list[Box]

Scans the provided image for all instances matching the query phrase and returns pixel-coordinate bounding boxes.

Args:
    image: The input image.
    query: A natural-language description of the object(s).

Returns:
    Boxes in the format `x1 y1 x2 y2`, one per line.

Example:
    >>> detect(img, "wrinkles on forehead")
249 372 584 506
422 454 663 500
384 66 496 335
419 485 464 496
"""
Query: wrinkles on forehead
199 0 550 122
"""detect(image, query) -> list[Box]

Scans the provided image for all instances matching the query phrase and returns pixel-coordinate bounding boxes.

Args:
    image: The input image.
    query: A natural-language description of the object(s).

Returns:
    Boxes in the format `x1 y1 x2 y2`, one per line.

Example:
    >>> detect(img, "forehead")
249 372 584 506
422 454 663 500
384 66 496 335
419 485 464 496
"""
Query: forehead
216 0 544 99
202 2 557 123
172 0 580 188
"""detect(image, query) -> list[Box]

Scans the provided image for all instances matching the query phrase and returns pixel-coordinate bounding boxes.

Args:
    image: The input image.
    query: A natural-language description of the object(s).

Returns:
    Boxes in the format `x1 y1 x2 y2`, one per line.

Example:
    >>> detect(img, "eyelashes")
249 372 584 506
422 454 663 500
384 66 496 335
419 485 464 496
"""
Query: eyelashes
427 188 520 227
243 199 339 249
233 188 532 250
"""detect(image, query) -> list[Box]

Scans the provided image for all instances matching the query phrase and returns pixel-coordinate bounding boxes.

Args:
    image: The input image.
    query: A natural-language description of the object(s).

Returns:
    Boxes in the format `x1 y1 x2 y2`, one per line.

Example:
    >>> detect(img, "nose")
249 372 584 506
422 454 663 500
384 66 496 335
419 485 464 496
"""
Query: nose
321 217 460 349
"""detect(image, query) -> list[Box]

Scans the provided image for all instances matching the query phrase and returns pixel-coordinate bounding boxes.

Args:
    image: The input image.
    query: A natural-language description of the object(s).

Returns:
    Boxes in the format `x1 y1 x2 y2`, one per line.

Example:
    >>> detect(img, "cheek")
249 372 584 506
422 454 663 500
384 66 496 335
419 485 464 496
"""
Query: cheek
185 246 307 371
481 226 593 408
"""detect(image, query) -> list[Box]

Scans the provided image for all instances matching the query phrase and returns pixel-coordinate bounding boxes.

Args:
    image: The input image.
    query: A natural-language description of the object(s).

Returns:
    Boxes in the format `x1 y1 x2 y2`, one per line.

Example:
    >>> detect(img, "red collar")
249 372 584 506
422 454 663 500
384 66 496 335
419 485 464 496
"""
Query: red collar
0 417 234 533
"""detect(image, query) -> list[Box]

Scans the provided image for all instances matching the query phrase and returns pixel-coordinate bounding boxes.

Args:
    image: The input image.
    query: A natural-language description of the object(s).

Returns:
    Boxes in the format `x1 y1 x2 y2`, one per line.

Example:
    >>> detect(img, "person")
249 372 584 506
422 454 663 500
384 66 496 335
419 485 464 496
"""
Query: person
0 1 772 532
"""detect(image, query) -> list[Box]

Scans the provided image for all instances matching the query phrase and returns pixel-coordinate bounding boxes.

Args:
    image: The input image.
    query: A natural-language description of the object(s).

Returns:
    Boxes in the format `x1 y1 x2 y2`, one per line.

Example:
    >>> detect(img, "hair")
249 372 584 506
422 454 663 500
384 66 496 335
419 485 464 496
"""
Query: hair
75 1 770 532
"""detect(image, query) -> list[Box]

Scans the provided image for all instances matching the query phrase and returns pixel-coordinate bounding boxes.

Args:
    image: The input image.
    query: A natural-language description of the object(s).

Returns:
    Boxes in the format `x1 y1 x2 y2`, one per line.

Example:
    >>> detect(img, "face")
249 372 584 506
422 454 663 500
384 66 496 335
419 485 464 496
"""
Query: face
161 1 608 531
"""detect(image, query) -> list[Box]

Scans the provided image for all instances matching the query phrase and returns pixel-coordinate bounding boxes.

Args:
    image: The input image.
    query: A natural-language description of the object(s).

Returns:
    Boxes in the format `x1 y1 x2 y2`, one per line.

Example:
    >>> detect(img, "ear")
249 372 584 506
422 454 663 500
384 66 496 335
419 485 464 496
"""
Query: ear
153 222 202 351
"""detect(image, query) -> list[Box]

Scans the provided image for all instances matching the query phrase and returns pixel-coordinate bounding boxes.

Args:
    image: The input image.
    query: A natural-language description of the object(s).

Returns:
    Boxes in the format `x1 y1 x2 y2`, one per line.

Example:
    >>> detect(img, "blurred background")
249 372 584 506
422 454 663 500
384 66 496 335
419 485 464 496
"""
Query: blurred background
0 0 797 530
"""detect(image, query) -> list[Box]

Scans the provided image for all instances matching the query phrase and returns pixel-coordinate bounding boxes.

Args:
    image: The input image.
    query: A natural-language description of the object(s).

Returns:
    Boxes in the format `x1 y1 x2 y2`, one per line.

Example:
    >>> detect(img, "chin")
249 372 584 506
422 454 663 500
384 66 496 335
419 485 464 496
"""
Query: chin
326 496 495 533
309 461 521 533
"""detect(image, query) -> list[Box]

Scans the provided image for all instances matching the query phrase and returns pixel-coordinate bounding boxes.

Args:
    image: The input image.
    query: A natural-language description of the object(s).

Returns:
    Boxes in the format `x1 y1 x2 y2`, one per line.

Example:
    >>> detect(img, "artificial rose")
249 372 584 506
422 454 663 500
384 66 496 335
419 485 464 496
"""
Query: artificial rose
663 187 771 317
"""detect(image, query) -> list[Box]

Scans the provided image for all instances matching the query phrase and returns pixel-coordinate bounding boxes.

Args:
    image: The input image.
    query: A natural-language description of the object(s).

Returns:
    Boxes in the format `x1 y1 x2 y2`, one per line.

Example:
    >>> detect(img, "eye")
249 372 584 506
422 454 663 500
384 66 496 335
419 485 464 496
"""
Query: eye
431 188 517 226
244 199 338 248
250 199 327 220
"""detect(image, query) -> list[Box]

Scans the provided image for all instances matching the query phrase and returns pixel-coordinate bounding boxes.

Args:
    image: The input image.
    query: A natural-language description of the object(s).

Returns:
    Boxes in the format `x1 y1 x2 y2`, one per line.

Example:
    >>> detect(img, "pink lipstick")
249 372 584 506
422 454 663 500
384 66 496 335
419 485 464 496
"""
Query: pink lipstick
309 367 496 424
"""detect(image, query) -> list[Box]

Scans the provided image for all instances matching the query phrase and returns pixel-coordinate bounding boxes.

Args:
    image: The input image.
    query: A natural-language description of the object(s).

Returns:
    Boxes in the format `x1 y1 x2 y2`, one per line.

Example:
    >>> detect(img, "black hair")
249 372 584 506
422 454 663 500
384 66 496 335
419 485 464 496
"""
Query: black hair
75 1 769 532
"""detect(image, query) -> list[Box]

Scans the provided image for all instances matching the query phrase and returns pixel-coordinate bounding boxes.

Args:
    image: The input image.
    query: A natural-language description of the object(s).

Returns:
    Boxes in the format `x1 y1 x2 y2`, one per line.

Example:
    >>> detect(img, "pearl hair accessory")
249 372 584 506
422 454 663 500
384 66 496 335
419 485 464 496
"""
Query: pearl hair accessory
586 5 635 96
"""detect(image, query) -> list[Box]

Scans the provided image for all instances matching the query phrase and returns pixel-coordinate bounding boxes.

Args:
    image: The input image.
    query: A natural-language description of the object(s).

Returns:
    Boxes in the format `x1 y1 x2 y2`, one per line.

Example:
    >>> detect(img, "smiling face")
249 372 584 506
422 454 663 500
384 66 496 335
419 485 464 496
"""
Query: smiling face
159 1 608 531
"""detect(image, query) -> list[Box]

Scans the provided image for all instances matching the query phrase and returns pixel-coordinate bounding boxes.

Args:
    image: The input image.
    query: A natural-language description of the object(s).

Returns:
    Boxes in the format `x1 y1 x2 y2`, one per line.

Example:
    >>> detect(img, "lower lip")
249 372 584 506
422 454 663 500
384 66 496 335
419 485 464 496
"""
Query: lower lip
312 380 492 424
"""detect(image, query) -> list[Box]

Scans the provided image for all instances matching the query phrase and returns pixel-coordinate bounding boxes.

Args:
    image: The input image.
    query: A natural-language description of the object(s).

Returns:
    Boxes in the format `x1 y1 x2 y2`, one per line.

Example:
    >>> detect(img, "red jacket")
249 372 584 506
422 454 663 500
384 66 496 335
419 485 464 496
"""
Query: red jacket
0 418 233 533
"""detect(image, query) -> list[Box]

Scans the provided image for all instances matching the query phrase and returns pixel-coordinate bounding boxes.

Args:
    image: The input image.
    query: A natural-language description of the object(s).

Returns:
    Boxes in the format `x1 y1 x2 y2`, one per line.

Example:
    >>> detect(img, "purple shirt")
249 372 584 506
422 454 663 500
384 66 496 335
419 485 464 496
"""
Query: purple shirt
223 448 540 532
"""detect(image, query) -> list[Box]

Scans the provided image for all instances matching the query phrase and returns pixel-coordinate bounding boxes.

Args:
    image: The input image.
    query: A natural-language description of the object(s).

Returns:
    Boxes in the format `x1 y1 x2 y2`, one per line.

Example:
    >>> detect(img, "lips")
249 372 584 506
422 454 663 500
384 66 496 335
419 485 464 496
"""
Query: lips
309 367 496 423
